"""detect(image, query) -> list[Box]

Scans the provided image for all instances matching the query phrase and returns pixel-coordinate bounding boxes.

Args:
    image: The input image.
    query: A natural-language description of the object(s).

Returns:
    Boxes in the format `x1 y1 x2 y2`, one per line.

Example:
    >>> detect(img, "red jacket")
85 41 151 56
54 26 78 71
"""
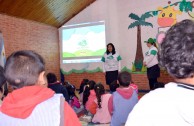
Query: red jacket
0 86 81 126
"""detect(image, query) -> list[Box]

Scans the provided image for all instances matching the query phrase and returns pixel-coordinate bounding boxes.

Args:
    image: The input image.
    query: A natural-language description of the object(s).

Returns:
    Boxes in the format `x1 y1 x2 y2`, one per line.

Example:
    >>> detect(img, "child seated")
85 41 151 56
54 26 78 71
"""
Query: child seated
66 84 82 113
108 71 138 126
83 80 96 113
79 79 89 102
0 50 81 126
46 72 69 102
91 83 112 124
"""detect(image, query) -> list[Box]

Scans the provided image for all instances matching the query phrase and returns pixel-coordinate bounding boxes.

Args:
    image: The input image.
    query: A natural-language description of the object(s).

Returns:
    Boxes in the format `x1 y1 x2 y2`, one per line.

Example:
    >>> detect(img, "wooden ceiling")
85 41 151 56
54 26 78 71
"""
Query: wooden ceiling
0 0 96 28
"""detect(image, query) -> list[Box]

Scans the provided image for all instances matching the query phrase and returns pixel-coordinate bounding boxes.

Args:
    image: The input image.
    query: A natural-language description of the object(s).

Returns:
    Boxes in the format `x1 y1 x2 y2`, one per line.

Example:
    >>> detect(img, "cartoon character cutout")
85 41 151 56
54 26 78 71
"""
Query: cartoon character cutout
157 5 182 27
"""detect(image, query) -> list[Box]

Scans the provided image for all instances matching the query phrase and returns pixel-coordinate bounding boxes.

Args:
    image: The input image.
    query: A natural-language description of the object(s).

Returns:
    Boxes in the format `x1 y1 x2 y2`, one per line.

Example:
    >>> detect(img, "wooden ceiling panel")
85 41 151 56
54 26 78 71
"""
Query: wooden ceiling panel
0 0 96 28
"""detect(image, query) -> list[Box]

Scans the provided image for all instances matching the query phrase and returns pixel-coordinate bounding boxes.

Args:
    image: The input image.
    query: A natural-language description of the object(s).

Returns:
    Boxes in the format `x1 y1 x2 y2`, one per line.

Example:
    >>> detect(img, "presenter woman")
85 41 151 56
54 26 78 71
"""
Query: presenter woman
143 38 160 90
101 43 122 92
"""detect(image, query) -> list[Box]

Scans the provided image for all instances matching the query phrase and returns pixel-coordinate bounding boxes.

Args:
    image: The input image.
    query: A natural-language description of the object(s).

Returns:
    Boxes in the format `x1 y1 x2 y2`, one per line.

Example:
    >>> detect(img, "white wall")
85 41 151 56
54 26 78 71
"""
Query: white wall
60 0 192 73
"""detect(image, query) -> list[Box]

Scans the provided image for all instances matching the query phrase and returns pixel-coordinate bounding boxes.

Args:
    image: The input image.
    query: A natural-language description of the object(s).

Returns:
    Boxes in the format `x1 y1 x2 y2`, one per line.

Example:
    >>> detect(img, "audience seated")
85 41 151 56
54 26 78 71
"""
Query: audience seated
83 80 96 114
66 84 82 114
0 50 81 126
47 72 69 102
91 83 112 124
108 71 138 126
79 79 89 102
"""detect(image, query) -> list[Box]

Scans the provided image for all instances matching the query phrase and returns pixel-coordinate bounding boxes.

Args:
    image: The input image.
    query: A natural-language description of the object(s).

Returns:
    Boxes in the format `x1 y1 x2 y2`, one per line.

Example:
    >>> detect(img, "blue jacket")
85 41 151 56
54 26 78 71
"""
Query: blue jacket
111 88 138 126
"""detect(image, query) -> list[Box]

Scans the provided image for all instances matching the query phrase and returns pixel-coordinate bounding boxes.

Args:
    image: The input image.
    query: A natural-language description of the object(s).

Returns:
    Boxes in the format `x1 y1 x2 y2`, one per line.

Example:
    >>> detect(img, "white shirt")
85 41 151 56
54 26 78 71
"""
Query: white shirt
101 52 122 72
144 46 158 68
125 82 194 126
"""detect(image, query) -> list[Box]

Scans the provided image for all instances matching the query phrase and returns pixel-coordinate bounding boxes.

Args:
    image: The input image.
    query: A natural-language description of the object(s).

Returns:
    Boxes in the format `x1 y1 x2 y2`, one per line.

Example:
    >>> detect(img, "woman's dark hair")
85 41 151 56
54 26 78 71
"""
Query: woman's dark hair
83 80 96 106
79 79 89 94
4 50 45 89
110 80 119 92
118 71 131 87
94 83 105 108
46 73 57 83
106 43 116 55
160 19 194 79
0 66 6 93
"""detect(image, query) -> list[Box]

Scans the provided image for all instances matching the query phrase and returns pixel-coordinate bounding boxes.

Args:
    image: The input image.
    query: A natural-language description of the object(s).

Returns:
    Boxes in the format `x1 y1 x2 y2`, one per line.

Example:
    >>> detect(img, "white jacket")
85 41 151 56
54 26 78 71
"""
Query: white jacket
125 82 194 126
144 46 158 68
0 94 64 126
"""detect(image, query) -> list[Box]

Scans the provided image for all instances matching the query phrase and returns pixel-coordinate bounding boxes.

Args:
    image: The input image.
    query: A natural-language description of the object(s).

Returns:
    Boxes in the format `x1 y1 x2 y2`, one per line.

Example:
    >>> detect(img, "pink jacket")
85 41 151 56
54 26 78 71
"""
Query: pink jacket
70 96 80 108
85 90 96 111
92 94 112 123
130 83 138 93
108 86 137 115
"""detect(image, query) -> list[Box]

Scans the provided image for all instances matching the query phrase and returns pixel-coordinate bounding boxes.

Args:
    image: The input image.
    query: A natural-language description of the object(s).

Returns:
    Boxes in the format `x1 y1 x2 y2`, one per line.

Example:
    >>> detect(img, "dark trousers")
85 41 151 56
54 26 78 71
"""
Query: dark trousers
105 70 118 92
148 78 158 90
109 84 115 93
147 64 160 90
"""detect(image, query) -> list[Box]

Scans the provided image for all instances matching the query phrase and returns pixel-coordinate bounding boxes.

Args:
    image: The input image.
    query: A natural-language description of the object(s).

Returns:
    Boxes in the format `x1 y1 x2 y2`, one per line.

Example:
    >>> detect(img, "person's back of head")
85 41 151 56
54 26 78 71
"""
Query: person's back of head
4 50 45 89
79 78 89 94
88 80 96 90
94 83 105 108
118 71 131 87
46 73 57 84
66 84 76 98
83 79 89 83
83 80 96 106
160 19 194 79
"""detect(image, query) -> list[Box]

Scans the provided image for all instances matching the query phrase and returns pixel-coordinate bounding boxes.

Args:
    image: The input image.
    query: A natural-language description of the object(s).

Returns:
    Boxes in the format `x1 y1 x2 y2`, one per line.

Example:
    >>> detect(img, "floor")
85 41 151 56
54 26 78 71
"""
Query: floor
77 90 148 126
80 121 110 126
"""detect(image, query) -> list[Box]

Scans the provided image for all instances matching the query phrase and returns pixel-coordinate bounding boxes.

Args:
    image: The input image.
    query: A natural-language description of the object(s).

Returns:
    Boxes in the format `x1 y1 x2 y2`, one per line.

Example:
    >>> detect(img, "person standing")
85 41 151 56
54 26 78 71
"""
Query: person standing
101 43 122 92
126 19 194 126
143 38 160 90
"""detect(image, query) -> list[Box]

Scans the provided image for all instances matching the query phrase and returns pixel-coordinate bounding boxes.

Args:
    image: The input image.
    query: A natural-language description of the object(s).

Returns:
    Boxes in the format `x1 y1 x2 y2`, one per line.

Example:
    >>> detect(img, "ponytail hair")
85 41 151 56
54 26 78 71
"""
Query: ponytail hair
83 80 96 106
79 79 89 94
66 84 77 99
153 43 158 49
94 83 105 108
